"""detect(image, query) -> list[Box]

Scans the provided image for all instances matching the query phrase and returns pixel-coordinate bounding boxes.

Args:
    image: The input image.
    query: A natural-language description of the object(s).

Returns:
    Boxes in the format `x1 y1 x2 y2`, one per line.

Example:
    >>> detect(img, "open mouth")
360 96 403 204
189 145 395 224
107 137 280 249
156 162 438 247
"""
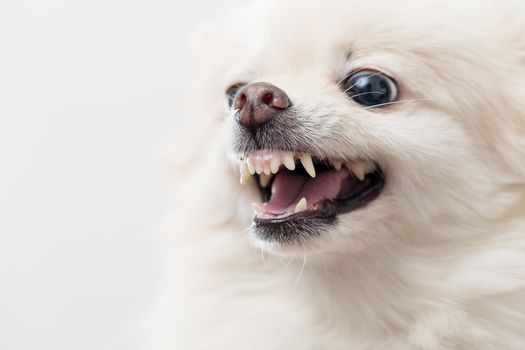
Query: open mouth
239 150 385 241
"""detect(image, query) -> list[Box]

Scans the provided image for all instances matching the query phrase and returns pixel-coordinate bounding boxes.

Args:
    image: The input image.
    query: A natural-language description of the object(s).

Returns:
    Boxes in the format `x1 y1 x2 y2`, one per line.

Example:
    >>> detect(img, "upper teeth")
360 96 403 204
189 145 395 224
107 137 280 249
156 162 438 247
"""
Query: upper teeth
239 150 376 185
300 153 316 178
270 157 281 174
350 162 365 181
282 152 295 171
240 162 251 186
246 158 256 175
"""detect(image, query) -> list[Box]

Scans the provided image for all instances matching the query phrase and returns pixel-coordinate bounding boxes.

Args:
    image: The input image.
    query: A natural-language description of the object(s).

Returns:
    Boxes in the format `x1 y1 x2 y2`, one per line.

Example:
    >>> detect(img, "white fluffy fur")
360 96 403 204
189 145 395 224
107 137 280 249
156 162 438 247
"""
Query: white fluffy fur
143 0 525 348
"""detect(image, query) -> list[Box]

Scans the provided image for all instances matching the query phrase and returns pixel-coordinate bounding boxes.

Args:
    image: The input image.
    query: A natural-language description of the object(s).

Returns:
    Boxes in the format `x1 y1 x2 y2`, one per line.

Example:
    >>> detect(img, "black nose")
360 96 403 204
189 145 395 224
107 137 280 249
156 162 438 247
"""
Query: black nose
233 82 290 131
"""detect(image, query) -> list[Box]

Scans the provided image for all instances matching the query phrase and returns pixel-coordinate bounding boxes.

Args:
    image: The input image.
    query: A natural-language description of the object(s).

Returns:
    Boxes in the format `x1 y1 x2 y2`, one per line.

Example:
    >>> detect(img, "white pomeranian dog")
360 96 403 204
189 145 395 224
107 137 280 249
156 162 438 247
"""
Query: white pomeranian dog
144 0 525 348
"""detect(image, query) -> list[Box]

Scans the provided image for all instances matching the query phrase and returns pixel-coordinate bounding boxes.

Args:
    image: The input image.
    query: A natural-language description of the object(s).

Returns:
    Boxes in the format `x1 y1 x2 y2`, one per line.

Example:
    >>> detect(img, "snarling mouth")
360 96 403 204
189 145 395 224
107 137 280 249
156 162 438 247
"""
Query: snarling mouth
239 150 385 243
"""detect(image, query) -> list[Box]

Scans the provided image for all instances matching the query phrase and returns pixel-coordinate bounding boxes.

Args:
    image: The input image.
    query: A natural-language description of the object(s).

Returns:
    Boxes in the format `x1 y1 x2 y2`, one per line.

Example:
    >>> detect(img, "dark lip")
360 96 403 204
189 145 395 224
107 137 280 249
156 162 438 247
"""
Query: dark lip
252 170 385 245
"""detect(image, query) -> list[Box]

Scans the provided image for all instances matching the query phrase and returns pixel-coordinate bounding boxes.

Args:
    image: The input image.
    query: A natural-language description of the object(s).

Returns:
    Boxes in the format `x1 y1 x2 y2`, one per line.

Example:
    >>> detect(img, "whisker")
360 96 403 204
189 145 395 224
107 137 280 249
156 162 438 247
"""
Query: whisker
289 247 308 292
347 91 386 99
360 98 434 110
259 245 268 267
278 255 295 271
334 72 353 87
342 71 384 95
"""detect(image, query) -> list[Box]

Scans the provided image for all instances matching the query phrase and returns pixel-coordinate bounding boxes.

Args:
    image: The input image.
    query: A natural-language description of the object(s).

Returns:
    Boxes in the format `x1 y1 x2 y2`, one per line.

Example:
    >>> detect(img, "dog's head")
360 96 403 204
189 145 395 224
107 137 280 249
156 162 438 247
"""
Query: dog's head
178 0 525 255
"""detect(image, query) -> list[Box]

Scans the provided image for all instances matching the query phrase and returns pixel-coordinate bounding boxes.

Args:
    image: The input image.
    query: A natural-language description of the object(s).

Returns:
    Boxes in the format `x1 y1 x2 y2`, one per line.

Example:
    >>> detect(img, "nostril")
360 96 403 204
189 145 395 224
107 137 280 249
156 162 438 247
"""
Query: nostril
271 94 290 109
261 92 274 106
234 92 248 111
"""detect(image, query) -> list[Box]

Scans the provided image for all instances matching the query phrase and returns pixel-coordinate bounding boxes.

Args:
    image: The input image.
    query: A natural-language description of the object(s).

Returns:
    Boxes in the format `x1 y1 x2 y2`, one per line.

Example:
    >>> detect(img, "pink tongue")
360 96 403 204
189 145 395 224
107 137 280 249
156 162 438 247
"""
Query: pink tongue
263 168 355 215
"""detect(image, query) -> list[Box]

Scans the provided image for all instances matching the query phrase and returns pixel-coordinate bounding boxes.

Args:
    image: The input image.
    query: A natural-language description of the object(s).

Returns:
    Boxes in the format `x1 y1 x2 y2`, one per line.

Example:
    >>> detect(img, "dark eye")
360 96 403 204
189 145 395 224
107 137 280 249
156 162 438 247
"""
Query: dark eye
342 70 398 107
225 84 244 110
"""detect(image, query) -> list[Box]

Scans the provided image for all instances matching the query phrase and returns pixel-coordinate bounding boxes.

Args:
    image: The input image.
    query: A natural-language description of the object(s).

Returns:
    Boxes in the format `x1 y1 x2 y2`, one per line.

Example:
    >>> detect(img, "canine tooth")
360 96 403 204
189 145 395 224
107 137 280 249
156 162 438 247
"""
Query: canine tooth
240 163 251 186
333 160 343 171
246 159 256 175
294 198 308 213
282 152 296 171
259 173 272 188
300 153 316 178
270 157 280 174
364 161 376 175
351 162 366 181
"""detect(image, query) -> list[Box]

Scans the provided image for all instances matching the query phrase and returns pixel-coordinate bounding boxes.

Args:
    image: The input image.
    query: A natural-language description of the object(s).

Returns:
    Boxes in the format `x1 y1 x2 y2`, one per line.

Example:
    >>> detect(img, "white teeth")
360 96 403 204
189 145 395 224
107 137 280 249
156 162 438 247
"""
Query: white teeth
294 198 308 213
240 163 251 186
259 173 272 188
350 162 366 181
270 157 280 174
246 159 256 175
243 152 375 190
300 153 316 178
332 160 343 171
364 161 376 175
255 162 263 175
283 152 296 171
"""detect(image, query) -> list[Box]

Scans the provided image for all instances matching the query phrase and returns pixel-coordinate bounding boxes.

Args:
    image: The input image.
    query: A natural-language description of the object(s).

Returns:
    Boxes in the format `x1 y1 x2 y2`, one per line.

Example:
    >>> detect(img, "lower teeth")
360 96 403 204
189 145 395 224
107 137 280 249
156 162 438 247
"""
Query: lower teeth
294 198 307 213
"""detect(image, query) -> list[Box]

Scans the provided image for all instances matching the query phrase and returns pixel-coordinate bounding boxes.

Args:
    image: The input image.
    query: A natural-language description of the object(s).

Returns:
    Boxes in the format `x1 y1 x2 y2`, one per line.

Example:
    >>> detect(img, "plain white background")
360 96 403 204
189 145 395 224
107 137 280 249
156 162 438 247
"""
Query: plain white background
0 0 241 349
